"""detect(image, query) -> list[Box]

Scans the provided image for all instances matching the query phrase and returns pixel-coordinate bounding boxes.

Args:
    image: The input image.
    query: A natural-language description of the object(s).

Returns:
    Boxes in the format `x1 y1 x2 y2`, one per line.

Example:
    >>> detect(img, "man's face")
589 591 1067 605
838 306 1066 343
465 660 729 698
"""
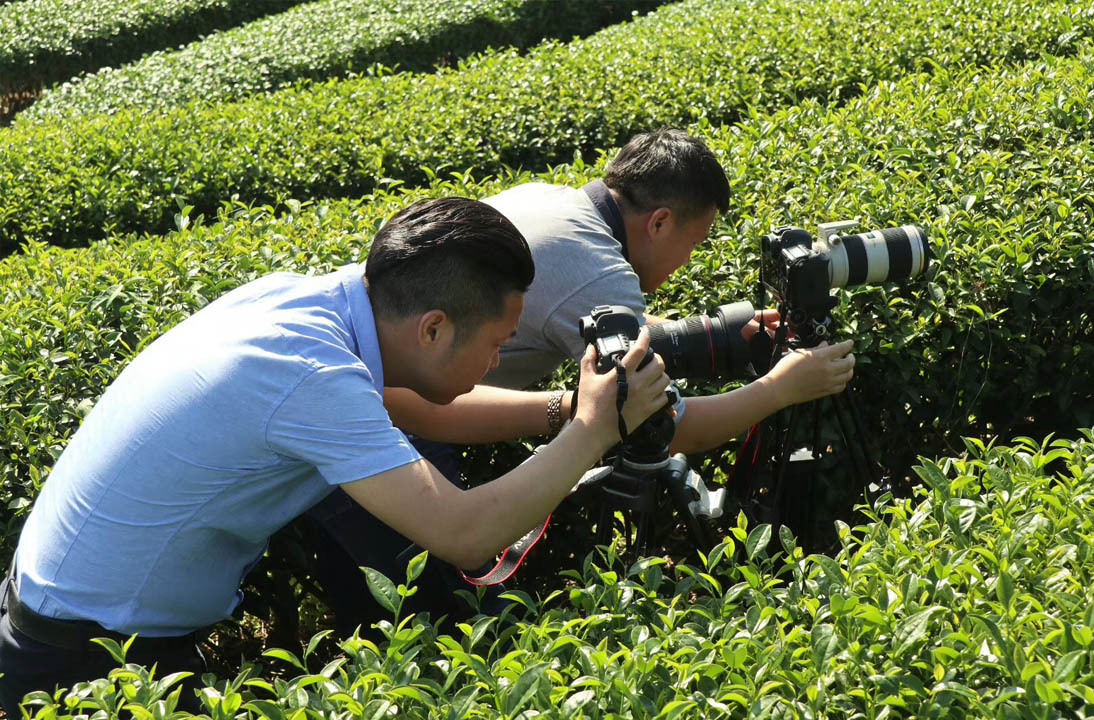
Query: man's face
420 291 524 404
634 205 718 293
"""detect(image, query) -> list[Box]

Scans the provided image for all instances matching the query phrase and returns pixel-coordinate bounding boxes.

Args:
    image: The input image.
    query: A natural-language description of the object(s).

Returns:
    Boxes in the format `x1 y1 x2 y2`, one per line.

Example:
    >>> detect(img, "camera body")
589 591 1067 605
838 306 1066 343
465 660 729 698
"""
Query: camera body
578 305 677 465
580 304 650 374
763 221 930 347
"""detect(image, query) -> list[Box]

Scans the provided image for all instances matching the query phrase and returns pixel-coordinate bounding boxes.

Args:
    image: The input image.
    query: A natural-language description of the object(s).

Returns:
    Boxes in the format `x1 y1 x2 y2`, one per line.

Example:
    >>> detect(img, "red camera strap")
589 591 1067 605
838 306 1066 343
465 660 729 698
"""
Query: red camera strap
457 463 615 587
459 515 551 586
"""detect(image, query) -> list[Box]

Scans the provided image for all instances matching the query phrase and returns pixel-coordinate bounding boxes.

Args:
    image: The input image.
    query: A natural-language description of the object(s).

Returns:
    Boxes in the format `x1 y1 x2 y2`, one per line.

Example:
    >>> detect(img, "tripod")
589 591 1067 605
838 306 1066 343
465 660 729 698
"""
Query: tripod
579 451 726 564
730 313 886 554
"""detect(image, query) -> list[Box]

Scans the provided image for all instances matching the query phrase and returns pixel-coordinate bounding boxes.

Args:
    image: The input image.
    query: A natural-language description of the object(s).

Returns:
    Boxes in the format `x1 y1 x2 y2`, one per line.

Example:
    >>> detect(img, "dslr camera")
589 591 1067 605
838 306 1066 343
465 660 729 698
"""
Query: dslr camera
762 220 930 347
578 305 678 465
576 305 726 556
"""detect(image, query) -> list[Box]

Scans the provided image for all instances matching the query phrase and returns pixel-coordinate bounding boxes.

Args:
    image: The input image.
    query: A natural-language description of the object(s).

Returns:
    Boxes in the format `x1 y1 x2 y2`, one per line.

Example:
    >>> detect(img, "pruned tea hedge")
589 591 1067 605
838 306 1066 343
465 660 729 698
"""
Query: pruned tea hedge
670 55 1094 488
3 2 1094 714
20 0 663 122
0 0 304 112
3 46 1093 562
1 0 1091 251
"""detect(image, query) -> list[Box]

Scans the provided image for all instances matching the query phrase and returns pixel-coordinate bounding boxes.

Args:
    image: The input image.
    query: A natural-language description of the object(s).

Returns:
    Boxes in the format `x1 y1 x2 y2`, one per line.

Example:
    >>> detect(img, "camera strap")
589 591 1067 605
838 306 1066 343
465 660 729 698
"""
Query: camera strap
464 358 631 586
612 358 630 444
459 463 616 586
460 515 550 586
728 423 764 493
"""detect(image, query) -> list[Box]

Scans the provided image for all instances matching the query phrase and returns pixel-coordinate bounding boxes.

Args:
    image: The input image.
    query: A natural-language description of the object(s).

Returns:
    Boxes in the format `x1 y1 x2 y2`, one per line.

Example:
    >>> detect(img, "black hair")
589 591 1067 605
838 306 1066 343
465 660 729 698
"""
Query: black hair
365 197 534 344
604 128 730 221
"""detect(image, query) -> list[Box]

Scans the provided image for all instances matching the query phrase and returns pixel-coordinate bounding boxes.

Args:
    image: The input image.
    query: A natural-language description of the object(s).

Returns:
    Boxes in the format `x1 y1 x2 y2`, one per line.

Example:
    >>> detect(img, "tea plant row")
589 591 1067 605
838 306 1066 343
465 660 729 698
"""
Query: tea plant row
674 55 1094 484
19 0 662 123
1 0 1091 251
0 0 303 104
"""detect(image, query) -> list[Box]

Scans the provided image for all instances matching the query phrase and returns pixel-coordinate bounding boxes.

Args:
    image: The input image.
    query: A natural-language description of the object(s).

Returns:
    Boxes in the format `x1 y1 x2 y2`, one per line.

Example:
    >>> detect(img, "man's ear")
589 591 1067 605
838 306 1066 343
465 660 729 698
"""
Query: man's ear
416 309 451 348
647 206 673 239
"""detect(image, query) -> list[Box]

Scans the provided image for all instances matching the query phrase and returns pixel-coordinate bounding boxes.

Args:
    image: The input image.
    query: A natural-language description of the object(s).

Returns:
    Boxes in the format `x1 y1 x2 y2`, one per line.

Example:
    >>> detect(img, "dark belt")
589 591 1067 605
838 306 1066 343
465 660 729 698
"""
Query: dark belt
4 572 197 654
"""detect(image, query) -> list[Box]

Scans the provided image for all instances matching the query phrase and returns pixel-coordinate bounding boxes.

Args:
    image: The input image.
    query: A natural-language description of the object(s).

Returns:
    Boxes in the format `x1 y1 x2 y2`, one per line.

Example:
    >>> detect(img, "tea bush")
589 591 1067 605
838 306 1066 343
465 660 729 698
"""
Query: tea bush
671 56 1094 489
13 432 1094 717
2 0 1092 251
20 0 662 122
3 5 1094 714
0 0 303 108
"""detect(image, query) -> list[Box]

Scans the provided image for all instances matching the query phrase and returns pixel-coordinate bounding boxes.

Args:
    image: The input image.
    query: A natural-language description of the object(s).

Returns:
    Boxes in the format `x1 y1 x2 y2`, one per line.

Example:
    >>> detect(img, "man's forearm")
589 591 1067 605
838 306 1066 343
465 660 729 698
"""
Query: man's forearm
346 414 610 570
453 417 611 563
384 385 572 443
669 377 785 455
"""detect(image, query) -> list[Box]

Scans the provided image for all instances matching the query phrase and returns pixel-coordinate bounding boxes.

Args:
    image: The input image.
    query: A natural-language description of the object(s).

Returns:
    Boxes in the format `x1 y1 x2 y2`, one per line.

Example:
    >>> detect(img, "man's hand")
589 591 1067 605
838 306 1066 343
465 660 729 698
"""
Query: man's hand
573 329 671 450
761 339 855 406
741 309 781 342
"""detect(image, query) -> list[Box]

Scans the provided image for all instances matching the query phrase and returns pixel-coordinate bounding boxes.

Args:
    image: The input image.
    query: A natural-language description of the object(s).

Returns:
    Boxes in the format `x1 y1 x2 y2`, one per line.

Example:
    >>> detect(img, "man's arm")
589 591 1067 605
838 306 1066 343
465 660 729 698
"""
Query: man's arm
345 334 666 570
669 340 856 455
644 308 856 454
384 385 572 443
342 415 608 569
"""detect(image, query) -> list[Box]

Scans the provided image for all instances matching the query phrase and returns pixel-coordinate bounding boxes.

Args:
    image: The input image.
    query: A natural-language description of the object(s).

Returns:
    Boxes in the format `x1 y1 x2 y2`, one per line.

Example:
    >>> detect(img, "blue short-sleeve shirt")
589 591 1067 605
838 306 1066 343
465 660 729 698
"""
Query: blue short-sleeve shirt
14 264 420 636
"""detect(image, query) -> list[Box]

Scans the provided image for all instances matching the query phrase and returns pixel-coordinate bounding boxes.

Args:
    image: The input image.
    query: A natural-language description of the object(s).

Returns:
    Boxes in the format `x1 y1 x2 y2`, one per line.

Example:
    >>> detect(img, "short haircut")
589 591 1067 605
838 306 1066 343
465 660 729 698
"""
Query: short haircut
365 197 534 344
604 128 730 221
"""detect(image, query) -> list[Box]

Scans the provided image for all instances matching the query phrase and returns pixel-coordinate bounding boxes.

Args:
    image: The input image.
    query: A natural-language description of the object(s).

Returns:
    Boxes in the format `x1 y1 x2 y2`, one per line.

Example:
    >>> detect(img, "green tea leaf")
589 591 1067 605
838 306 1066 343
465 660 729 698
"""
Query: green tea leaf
363 566 399 615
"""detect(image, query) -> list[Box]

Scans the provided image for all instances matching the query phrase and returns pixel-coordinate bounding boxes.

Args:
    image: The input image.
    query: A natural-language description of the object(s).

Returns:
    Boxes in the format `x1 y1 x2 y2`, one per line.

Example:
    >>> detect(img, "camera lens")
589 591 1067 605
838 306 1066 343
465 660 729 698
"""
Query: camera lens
645 301 755 380
646 315 727 380
826 225 929 288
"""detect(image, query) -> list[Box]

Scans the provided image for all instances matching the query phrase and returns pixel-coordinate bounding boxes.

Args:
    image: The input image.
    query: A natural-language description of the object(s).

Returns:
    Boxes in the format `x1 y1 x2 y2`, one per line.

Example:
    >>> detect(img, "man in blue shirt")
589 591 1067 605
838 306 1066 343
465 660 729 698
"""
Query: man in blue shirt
0 197 671 714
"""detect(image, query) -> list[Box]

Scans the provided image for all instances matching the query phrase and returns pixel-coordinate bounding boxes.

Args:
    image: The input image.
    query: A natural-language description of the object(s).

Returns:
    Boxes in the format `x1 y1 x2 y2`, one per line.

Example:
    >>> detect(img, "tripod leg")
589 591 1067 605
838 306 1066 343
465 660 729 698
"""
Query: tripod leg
803 396 826 550
842 386 883 487
596 501 615 549
769 402 804 533
634 511 654 560
663 458 717 554
830 387 880 489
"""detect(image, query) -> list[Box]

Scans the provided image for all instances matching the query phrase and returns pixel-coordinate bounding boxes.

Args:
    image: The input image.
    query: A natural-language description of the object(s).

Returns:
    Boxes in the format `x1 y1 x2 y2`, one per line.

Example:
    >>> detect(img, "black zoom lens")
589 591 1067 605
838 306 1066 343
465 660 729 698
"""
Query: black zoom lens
645 301 755 380
826 225 929 289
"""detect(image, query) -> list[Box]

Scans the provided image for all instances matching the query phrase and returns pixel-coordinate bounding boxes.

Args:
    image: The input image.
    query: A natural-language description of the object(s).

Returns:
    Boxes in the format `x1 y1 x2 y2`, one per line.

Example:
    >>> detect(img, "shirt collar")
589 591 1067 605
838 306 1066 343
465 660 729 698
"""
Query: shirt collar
582 179 628 261
339 264 384 393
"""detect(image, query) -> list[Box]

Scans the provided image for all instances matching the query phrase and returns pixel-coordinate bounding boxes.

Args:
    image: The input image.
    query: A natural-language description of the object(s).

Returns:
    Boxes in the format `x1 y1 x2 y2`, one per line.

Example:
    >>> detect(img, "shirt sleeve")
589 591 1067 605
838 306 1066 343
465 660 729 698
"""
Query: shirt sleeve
265 364 421 485
541 268 647 362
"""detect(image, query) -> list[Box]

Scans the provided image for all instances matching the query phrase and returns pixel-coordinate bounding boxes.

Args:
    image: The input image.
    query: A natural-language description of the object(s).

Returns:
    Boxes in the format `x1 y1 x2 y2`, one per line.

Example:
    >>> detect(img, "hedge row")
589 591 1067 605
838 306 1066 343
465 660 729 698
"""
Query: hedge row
0 0 304 111
3 45 1093 554
13 433 1094 717
20 0 663 123
2 0 1092 251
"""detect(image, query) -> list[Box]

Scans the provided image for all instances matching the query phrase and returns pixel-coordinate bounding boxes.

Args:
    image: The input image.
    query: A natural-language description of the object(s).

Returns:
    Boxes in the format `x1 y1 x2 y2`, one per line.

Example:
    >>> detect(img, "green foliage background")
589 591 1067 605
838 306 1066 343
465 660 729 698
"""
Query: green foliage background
1 0 1091 250
19 0 664 122
0 0 1092 716
0 0 306 115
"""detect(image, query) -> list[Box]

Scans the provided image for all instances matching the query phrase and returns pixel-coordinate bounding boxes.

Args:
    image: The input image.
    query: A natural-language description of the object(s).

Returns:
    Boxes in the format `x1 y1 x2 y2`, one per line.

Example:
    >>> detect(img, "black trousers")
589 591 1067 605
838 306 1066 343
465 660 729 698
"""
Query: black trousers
302 435 509 640
0 575 206 717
